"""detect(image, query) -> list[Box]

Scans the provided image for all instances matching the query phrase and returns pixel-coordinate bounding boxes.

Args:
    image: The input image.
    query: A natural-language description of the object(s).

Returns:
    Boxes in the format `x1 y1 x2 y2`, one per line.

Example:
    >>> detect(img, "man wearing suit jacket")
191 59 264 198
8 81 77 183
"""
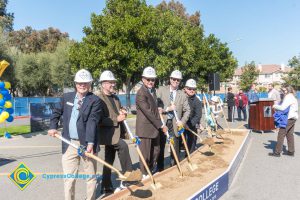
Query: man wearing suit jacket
136 67 167 178
157 70 190 170
96 70 135 194
48 69 102 200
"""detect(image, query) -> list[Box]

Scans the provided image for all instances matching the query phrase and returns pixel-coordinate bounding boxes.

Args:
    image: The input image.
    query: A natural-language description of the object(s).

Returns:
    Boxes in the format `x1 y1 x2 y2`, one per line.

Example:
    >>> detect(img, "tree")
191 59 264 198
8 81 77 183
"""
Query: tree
156 0 201 27
70 0 237 107
70 0 162 107
0 28 18 95
284 55 300 90
16 52 52 96
0 0 14 32
239 61 259 91
8 26 69 53
50 39 74 93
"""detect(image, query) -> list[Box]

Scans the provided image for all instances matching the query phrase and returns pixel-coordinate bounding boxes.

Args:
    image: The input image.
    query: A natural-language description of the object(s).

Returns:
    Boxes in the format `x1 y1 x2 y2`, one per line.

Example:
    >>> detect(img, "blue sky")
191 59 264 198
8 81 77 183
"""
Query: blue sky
7 0 300 66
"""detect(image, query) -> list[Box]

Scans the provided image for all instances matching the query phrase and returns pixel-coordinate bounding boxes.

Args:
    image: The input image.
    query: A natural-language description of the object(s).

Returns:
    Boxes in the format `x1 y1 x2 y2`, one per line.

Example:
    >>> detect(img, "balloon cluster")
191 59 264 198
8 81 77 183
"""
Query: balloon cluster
0 81 14 123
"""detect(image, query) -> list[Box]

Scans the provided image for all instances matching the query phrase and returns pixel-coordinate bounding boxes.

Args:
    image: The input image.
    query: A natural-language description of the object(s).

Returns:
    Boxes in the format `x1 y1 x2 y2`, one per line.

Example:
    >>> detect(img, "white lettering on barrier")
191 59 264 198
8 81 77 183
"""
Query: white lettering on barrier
196 182 219 200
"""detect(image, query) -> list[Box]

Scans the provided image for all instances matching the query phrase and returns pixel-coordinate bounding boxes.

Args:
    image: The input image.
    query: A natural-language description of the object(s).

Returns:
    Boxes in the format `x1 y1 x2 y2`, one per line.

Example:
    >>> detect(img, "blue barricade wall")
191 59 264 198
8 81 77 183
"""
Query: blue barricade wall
11 91 300 116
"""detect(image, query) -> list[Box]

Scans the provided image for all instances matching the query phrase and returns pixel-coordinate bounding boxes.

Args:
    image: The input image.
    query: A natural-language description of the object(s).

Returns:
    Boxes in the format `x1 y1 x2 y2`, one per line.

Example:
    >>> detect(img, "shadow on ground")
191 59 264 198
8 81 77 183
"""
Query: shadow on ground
263 140 287 152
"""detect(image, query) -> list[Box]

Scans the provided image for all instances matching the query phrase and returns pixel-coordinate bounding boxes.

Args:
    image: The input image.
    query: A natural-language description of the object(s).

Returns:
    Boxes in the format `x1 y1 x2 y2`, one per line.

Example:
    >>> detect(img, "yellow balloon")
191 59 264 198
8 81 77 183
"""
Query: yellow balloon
4 101 12 108
1 111 9 119
0 94 3 99
0 117 5 123
4 82 11 89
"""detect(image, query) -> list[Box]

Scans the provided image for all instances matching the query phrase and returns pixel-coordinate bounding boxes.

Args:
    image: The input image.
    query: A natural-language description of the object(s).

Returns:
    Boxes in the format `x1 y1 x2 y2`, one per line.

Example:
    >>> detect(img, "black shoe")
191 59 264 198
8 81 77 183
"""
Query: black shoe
100 188 114 195
268 152 281 157
283 151 295 156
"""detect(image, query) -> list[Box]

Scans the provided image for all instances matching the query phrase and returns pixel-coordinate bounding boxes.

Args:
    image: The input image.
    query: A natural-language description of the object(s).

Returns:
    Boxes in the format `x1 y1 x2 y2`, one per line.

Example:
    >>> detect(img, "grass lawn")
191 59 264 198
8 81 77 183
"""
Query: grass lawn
0 125 31 137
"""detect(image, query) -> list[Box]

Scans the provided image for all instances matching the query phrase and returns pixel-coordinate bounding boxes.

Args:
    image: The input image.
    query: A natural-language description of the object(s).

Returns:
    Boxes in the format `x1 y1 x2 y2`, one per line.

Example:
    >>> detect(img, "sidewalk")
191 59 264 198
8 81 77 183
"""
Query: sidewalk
221 108 300 199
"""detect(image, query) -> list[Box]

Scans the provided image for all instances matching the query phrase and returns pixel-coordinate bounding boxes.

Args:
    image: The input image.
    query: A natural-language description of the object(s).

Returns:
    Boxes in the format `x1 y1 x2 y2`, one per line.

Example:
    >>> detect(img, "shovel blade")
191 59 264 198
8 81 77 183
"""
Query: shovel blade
123 169 143 182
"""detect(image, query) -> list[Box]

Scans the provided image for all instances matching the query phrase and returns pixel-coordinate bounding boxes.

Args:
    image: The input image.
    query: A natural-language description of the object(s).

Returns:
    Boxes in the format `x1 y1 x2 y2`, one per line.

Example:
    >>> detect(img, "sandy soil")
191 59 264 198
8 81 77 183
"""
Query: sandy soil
105 130 248 200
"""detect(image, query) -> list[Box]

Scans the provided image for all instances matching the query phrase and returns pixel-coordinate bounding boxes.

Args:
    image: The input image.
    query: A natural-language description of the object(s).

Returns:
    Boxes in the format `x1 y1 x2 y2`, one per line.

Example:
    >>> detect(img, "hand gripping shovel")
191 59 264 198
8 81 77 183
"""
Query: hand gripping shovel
173 111 198 171
54 134 142 182
123 120 162 190
159 113 183 177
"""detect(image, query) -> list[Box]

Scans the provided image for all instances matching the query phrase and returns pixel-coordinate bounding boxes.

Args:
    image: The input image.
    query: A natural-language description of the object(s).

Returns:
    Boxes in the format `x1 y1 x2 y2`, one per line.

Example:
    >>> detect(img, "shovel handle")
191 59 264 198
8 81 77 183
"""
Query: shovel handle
123 120 156 185
159 113 183 177
54 133 126 180
180 133 192 163
185 127 203 142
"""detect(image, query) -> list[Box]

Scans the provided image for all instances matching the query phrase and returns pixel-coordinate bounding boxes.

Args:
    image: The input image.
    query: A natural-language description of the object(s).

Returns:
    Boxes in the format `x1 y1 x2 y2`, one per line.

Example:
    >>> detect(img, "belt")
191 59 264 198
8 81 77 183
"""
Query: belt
71 138 79 141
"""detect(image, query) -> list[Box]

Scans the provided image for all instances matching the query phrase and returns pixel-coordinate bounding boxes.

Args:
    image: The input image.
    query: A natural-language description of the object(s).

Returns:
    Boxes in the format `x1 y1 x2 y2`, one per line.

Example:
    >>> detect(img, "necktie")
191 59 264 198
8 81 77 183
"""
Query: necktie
168 91 174 119
77 99 83 110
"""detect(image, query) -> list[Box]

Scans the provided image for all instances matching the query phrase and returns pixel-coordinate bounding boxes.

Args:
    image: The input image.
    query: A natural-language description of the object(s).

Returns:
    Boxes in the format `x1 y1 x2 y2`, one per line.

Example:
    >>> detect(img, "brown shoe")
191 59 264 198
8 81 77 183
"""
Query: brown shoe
283 151 294 156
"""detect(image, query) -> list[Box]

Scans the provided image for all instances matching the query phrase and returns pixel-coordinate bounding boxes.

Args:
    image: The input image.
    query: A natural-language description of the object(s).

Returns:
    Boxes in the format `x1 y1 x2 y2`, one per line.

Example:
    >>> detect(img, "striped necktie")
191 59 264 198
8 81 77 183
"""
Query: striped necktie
168 91 174 119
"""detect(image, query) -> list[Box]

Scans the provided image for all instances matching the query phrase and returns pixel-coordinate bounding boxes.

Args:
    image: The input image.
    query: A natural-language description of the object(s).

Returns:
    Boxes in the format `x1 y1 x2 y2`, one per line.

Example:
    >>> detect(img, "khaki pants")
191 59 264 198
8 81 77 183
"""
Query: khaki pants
62 140 97 200
275 119 297 153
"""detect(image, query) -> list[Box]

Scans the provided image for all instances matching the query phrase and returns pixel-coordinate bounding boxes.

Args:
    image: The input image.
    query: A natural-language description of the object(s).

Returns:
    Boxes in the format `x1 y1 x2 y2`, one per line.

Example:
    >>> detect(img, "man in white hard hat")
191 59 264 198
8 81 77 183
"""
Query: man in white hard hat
96 70 140 194
183 79 202 153
135 66 167 178
157 70 190 170
48 69 102 200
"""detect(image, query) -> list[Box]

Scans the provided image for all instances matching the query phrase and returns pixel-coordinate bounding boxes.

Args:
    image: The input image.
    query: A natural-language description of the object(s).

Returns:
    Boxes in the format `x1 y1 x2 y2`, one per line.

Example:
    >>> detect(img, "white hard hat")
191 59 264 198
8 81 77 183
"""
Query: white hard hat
211 96 219 103
185 79 197 88
99 70 116 82
74 69 93 83
170 70 182 79
142 66 156 78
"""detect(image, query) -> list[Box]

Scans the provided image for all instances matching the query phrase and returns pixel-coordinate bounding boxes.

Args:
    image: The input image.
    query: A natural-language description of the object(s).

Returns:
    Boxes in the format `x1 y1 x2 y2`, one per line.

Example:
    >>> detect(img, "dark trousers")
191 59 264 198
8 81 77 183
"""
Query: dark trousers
139 136 160 175
184 128 196 154
275 119 296 153
101 139 132 190
157 119 180 170
228 105 234 122
237 106 247 121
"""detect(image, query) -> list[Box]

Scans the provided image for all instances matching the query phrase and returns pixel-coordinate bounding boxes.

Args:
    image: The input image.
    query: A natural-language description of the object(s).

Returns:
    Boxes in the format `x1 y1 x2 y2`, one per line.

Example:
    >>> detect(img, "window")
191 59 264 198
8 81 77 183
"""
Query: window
265 74 271 78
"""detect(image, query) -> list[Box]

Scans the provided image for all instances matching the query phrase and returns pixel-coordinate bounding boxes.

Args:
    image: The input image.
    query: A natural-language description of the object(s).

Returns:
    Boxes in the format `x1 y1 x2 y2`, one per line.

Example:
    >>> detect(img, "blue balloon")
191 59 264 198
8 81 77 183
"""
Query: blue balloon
0 99 5 107
0 108 3 113
4 93 11 101
6 108 14 114
0 82 4 89
4 132 12 139
6 115 14 122
1 89 9 96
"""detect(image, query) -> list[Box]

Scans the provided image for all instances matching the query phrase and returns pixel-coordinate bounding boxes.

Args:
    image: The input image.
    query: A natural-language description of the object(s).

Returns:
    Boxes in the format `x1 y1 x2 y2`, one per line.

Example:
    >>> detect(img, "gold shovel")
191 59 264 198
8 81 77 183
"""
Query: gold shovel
54 134 142 182
159 114 184 177
173 111 198 171
123 120 162 190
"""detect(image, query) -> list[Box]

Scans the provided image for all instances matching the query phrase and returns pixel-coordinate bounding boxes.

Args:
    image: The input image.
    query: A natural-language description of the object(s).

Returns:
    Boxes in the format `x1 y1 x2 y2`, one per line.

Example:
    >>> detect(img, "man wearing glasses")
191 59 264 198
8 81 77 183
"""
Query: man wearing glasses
96 70 138 194
135 67 167 179
157 70 190 170
184 79 202 153
48 69 102 200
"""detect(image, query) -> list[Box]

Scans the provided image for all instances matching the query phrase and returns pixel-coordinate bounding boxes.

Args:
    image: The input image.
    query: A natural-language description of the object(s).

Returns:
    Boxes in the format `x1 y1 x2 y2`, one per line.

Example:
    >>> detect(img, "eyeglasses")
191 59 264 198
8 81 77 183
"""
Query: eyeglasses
171 78 181 82
146 79 155 82
186 88 196 91
75 82 90 86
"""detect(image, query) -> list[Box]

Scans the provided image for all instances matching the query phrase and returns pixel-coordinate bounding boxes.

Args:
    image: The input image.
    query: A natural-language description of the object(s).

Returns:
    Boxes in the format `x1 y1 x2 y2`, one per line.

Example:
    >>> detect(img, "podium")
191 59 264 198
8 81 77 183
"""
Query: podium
249 99 275 132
